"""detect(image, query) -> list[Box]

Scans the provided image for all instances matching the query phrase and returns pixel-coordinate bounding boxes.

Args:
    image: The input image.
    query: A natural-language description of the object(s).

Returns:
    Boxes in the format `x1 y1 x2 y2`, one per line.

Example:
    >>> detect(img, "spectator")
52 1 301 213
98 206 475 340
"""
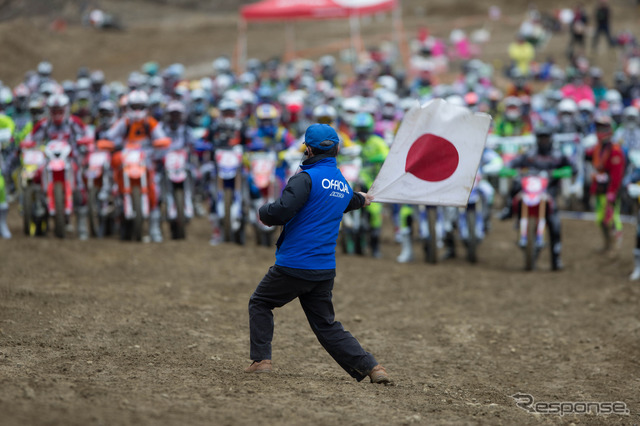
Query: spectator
508 33 535 76
568 3 588 60
592 0 614 51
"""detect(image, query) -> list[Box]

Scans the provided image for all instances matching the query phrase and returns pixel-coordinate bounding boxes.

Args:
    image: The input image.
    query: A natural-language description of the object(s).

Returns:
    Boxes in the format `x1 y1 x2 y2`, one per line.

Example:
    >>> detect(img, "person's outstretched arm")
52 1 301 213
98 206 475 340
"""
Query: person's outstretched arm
259 173 311 226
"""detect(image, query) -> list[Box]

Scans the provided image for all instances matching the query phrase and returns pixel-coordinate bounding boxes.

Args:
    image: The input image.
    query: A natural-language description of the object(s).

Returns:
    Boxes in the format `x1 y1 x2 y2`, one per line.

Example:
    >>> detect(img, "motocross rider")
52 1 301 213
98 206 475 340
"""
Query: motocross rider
104 90 166 242
352 112 389 258
27 93 91 239
0 110 15 238
590 115 625 252
503 126 573 270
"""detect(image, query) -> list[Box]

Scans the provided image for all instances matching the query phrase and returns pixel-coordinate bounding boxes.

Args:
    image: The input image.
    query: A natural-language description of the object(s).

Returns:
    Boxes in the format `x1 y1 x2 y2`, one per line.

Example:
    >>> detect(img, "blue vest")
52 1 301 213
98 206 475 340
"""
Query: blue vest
275 157 352 270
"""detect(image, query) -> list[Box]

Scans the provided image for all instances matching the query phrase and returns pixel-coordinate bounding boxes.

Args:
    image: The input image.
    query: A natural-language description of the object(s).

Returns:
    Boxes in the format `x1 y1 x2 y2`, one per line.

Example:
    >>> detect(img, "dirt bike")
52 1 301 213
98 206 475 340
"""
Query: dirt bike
80 138 114 238
163 148 194 240
553 132 584 210
18 141 48 236
100 137 170 241
191 132 213 217
214 145 245 244
337 145 365 254
247 150 278 246
486 134 535 200
454 173 486 263
420 205 441 264
43 139 75 238
514 171 550 271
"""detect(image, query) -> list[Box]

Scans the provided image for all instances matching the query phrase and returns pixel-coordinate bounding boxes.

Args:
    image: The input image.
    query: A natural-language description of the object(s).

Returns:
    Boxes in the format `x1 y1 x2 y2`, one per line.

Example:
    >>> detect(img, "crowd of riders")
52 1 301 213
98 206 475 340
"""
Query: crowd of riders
2 30 640 279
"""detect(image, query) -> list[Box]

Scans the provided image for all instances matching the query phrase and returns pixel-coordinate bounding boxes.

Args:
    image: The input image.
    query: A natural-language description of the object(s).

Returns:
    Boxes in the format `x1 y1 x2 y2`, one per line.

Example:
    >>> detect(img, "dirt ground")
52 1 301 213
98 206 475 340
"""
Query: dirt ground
2 1 640 425
1 206 639 426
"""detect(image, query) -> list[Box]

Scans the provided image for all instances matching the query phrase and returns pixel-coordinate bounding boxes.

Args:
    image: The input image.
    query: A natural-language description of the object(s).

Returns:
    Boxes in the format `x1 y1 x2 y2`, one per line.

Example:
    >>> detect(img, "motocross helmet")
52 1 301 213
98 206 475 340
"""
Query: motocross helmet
503 96 522 121
218 98 240 128
594 114 613 143
127 90 149 122
313 104 337 126
97 100 116 128
47 93 70 126
256 103 279 137
29 96 46 122
166 100 185 130
37 61 52 78
534 125 553 155
380 91 399 120
623 106 640 127
352 112 374 142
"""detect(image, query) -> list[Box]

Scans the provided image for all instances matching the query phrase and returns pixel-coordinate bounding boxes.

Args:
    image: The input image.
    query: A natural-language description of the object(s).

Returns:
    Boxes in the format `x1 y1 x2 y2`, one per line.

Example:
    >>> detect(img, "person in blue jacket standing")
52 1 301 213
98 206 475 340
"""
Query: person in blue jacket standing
245 123 390 384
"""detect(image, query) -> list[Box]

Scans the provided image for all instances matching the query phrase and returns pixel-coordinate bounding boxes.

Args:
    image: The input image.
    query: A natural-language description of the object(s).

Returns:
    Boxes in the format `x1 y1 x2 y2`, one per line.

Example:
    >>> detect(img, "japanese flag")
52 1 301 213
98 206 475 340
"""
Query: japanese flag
369 98 491 207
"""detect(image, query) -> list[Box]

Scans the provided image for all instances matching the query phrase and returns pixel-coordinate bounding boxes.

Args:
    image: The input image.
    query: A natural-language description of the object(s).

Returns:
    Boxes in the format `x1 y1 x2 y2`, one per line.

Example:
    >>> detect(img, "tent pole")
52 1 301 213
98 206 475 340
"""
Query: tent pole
349 13 362 66
285 22 296 61
237 18 247 73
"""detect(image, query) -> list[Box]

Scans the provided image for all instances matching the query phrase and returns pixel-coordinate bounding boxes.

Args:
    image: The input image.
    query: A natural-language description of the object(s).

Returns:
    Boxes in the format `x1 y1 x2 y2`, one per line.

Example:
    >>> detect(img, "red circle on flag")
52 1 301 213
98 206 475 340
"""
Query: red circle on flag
405 133 459 182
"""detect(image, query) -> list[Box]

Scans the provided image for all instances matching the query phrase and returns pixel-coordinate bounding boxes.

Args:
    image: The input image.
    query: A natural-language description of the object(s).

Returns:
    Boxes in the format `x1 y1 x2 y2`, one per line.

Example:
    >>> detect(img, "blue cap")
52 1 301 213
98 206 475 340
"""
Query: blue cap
304 124 340 150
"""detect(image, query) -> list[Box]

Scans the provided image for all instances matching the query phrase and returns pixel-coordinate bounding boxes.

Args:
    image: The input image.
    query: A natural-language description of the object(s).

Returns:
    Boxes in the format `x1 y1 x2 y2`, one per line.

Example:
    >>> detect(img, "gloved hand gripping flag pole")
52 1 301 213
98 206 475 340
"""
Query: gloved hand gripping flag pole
368 98 492 207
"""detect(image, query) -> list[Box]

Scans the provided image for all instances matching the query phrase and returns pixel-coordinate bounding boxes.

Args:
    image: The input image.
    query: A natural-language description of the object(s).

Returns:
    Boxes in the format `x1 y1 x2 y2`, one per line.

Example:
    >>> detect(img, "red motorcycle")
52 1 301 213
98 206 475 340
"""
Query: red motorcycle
19 140 47 236
515 173 550 271
82 138 113 238
163 148 194 239
247 151 278 246
43 139 75 238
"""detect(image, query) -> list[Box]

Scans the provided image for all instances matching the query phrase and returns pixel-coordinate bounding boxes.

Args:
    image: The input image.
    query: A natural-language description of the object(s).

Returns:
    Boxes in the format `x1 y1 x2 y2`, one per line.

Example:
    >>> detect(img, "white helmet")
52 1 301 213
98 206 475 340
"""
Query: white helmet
313 104 337 125
377 75 397 93
214 74 233 94
341 97 361 125
166 100 186 115
623 106 639 121
605 89 622 105
558 98 578 114
577 99 595 114
127 90 149 121
47 93 69 125
212 57 231 75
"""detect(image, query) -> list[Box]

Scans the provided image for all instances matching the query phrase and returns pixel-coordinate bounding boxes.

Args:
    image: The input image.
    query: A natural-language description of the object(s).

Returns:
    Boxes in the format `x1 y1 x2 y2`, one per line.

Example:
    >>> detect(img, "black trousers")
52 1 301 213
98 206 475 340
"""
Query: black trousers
248 266 378 381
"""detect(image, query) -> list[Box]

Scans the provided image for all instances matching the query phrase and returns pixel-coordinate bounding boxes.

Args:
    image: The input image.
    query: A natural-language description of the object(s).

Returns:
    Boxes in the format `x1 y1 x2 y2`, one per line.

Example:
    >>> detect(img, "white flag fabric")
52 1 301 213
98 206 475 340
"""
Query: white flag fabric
368 98 491 207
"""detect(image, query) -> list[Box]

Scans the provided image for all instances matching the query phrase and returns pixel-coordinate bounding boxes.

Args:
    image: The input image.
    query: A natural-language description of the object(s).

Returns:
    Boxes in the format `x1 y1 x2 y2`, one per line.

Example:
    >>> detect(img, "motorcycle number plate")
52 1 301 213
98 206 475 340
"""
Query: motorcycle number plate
216 150 240 169
124 150 142 165
340 164 360 183
23 150 45 165
47 159 66 171
89 151 109 168
165 150 187 170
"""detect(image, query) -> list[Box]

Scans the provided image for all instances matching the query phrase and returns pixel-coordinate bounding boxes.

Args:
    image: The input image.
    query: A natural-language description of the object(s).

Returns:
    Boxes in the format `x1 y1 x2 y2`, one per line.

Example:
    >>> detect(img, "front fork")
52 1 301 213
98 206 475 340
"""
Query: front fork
519 199 547 248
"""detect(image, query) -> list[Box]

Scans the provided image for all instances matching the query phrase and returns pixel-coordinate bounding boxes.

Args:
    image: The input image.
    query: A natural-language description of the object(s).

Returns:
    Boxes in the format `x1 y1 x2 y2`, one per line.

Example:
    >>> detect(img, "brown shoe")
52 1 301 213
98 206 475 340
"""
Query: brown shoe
368 364 391 384
244 360 272 373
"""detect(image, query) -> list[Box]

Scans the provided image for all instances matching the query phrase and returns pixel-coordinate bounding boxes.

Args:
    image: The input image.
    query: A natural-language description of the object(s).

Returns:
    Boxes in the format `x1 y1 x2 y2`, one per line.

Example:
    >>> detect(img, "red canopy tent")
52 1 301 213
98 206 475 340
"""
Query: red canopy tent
237 0 401 70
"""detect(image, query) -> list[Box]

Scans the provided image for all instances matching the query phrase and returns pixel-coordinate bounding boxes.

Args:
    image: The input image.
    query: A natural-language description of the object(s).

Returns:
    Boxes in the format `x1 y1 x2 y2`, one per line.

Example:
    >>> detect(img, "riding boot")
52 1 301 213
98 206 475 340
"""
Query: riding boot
549 213 563 270
209 213 222 246
76 206 89 241
600 223 611 252
442 231 456 259
630 249 640 281
149 208 163 243
370 228 382 258
0 202 11 239
396 228 414 263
